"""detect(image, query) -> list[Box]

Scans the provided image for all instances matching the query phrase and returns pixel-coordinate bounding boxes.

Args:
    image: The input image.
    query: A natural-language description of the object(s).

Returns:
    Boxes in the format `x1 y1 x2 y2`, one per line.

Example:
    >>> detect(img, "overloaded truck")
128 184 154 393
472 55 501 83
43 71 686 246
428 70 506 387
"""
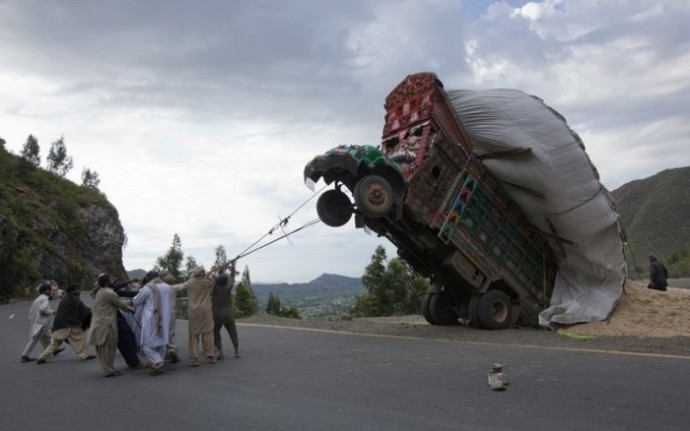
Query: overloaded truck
303 72 557 329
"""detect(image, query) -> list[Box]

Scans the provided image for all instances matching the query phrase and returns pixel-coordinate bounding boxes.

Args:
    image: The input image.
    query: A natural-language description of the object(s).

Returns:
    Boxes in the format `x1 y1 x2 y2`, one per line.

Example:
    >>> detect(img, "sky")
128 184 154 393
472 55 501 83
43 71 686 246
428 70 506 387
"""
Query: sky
1 0 689 283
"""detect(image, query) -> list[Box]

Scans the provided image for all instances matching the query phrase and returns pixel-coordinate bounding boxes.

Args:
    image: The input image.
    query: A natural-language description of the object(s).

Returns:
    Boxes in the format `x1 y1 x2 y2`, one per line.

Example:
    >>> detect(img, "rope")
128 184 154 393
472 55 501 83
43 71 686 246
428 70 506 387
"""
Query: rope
225 185 327 266
236 218 321 260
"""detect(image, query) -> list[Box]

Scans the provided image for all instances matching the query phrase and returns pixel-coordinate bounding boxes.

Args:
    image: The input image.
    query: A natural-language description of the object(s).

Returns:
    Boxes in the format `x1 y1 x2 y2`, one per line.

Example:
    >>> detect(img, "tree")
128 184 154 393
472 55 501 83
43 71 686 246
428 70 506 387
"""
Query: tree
183 255 198 280
362 245 387 298
265 292 301 318
280 306 301 319
156 233 185 281
0 137 6 151
46 136 73 177
266 292 281 315
81 167 100 189
214 245 227 270
233 265 258 318
350 245 429 317
20 135 40 167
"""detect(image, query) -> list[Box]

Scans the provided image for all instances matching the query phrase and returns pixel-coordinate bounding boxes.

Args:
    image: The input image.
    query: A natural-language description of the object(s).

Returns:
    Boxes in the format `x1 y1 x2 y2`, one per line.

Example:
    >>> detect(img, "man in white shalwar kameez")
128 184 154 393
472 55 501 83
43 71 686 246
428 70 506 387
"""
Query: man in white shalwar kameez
20 283 56 362
133 271 172 376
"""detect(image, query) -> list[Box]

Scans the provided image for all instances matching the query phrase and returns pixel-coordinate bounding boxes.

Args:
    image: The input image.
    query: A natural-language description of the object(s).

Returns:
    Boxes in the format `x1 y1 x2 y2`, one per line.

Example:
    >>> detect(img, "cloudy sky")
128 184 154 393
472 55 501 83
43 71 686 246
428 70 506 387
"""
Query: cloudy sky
1 0 688 283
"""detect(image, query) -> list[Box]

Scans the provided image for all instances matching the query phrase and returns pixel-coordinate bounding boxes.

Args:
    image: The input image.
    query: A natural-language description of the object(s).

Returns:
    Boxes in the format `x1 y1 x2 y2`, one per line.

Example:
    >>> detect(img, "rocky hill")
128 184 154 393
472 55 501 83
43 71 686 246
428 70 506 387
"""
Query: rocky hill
611 166 690 276
0 148 126 300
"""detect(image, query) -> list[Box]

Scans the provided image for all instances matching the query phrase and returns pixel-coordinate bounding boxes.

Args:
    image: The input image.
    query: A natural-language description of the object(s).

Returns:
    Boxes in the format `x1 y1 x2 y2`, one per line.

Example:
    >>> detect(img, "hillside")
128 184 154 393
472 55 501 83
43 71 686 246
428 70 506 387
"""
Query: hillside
0 148 126 300
611 166 690 276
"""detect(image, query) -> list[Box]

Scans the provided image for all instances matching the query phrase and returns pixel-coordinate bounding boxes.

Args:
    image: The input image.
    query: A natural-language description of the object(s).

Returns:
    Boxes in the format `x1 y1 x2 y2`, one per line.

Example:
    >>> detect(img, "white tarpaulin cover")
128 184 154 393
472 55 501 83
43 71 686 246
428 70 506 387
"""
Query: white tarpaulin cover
447 89 626 326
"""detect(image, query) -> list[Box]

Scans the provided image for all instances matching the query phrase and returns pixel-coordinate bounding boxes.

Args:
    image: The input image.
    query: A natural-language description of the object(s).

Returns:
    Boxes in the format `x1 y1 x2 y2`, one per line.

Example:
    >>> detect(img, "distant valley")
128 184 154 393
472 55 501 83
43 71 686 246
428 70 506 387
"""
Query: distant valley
127 270 365 319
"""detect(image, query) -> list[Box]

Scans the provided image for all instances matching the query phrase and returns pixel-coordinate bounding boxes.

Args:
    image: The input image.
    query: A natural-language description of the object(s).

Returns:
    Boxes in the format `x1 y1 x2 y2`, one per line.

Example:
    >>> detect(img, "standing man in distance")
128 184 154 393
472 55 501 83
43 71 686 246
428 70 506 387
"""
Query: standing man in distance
647 254 669 291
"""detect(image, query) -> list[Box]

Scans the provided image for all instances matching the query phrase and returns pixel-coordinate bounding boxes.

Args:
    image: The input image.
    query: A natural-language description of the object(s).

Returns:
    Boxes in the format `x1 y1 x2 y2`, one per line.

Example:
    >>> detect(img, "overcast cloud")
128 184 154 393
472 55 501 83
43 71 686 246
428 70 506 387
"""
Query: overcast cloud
1 0 688 282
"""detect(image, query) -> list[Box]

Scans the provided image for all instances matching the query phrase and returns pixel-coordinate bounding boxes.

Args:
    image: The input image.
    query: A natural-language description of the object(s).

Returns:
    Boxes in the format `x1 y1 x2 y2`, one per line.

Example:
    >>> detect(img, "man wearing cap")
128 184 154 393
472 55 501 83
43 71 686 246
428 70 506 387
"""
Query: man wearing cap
36 284 96 364
212 262 240 359
20 283 56 362
647 254 669 291
88 274 134 377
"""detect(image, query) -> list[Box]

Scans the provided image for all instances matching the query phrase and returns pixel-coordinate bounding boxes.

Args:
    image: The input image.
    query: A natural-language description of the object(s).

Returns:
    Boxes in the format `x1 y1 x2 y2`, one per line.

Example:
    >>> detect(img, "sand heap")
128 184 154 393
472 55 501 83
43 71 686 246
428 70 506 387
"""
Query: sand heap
560 280 690 338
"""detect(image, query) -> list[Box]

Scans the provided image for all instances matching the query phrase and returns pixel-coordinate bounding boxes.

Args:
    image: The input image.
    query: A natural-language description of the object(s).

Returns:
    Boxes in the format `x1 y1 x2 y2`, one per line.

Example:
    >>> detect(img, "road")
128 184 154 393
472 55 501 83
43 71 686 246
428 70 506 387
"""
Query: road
2 298 690 431
669 278 690 288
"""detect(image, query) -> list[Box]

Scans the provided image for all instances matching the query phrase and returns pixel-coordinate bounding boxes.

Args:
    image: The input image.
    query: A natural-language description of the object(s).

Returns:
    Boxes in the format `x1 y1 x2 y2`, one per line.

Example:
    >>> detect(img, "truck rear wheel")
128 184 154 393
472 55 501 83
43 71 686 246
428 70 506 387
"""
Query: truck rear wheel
429 290 459 325
421 291 437 325
354 175 394 218
316 189 353 227
477 290 513 330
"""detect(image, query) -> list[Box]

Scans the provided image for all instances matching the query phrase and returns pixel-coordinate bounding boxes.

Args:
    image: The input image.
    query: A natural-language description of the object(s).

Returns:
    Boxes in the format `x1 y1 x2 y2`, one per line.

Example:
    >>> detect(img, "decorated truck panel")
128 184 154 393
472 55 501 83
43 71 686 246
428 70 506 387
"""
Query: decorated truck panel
304 72 557 329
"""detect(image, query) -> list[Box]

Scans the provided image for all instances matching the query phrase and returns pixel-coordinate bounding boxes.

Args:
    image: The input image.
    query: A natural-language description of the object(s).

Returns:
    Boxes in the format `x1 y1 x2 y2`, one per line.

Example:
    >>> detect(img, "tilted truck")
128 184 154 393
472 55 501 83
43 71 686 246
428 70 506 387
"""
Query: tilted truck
303 72 557 329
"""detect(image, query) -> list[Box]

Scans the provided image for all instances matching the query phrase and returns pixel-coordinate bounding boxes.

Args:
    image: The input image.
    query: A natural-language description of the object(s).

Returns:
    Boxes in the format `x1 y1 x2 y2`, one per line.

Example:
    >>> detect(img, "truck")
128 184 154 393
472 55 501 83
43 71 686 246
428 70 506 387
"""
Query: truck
303 72 557 329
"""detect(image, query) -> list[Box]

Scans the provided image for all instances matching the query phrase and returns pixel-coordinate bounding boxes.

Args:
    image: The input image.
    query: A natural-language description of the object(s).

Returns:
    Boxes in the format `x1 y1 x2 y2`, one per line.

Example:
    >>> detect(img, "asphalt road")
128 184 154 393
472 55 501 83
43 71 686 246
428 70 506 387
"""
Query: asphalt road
669 278 690 288
3 298 690 431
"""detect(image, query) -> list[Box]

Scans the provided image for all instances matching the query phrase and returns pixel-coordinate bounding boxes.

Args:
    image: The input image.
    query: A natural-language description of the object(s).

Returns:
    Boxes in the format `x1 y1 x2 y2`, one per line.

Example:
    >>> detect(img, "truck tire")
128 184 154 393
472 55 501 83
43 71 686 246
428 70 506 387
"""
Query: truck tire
429 290 459 325
421 291 437 325
477 290 513 330
354 175 394 218
316 189 353 227
469 294 483 328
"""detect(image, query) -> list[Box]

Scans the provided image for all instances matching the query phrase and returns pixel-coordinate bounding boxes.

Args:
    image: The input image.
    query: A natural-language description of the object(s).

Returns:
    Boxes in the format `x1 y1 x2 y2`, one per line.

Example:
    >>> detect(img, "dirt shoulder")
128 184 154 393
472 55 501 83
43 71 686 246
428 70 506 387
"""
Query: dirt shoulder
238 281 690 358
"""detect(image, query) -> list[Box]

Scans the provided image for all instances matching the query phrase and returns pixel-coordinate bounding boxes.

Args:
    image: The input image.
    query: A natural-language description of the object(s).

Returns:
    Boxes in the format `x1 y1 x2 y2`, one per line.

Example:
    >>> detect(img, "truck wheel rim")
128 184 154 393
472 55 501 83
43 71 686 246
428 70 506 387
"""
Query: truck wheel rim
366 185 387 207
491 301 509 322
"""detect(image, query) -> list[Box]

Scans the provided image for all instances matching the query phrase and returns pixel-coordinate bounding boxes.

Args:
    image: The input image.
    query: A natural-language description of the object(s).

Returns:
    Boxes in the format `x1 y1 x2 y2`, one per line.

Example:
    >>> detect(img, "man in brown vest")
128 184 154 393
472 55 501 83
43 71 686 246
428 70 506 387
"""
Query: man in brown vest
179 267 216 366
88 274 133 377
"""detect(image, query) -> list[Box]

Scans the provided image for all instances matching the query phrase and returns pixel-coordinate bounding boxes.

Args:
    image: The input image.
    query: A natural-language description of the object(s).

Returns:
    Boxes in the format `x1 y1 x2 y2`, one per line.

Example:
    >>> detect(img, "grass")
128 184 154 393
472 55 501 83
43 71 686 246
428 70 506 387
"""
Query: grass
558 330 598 341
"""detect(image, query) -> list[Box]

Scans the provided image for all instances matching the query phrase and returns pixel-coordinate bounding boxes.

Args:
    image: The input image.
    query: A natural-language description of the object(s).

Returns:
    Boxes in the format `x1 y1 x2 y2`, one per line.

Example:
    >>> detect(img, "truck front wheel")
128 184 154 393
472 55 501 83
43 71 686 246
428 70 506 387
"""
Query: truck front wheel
354 175 394 218
316 189 353 227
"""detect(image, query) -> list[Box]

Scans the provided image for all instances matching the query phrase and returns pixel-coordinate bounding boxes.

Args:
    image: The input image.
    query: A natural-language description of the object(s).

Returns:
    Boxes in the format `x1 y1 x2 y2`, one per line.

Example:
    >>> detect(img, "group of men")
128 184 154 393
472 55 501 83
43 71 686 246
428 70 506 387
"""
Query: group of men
21 263 240 378
20 283 94 364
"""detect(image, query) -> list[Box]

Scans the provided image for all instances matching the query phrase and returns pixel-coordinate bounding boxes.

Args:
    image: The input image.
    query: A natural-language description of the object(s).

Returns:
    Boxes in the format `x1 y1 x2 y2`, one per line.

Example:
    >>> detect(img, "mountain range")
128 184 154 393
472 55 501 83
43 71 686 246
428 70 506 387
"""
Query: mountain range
611 166 690 276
